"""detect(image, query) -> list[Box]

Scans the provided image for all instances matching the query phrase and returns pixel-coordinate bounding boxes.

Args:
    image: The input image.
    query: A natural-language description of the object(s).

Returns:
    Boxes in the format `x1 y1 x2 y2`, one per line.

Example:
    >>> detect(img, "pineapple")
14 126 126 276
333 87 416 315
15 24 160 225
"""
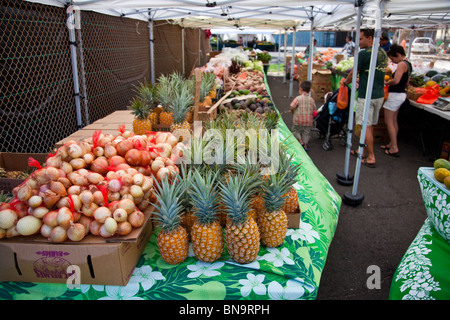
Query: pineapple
219 173 260 264
152 176 188 265
129 97 152 135
159 109 174 126
189 169 223 262
199 72 216 107
264 109 280 132
258 171 294 248
168 81 193 133
279 149 302 214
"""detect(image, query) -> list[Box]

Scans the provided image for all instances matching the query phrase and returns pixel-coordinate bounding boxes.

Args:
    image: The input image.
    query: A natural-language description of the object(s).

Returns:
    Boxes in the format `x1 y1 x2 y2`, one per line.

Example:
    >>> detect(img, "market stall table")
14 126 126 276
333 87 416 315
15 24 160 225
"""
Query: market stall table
0 77 341 300
389 168 450 300
408 99 450 158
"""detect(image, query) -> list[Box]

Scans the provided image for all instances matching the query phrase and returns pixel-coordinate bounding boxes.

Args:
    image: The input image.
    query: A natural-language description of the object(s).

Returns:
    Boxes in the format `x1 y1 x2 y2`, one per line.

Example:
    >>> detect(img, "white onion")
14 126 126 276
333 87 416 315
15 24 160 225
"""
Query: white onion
116 221 132 236
107 179 122 193
70 158 87 170
81 202 98 217
82 152 94 165
45 166 61 181
0 209 18 230
99 224 114 238
43 210 58 227
46 154 62 168
60 161 73 174
130 185 144 198
128 210 145 228
113 208 128 222
16 215 42 236
40 224 54 238
17 184 32 202
93 206 112 223
0 228 5 239
132 173 144 186
32 206 49 219
68 143 83 158
67 185 82 195
79 190 94 205
93 146 104 157
48 226 67 242
57 207 74 229
89 220 102 236
106 171 118 180
87 172 104 185
118 198 135 214
120 173 133 186
104 217 118 234
28 195 43 208
6 226 20 238
67 222 86 242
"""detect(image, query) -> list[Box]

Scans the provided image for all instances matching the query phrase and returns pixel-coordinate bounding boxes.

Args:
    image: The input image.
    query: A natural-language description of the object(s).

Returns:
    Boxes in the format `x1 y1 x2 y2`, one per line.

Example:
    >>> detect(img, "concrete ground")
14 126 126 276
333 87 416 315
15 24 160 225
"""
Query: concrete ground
266 74 446 300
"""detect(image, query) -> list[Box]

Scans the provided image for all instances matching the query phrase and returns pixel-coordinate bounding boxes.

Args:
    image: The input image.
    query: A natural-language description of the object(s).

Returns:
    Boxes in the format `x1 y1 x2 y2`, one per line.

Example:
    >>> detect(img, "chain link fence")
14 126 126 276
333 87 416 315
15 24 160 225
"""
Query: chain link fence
1 1 210 154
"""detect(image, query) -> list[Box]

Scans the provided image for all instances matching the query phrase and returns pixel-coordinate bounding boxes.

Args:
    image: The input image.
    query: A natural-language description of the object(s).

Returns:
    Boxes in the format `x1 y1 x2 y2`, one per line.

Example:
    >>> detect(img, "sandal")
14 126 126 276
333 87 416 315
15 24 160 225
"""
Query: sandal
362 159 376 168
380 145 390 150
384 149 399 157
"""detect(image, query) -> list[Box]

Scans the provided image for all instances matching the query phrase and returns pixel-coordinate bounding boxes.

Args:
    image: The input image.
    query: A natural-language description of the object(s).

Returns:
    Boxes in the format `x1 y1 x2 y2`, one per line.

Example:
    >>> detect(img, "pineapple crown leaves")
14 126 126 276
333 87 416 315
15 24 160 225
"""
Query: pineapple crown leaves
151 175 185 232
278 148 302 186
264 109 280 131
170 82 194 124
188 169 221 224
218 172 253 225
129 97 151 120
231 157 264 196
177 164 194 211
198 72 216 99
133 82 157 110
261 171 293 213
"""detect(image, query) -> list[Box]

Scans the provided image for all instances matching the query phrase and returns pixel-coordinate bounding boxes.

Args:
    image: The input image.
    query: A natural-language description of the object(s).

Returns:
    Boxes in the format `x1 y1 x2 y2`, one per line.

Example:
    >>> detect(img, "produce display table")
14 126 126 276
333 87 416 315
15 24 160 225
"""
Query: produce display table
0 77 341 300
389 168 450 300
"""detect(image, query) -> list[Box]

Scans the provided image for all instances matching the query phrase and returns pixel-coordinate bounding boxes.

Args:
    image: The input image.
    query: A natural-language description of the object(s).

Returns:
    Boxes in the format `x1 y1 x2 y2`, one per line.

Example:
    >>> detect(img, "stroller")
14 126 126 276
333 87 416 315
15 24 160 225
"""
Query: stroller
314 85 351 151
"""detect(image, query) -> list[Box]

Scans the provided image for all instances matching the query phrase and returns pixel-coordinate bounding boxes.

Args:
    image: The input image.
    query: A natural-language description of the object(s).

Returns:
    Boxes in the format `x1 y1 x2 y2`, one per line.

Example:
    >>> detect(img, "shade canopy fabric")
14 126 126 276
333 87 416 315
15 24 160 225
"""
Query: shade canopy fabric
26 0 450 31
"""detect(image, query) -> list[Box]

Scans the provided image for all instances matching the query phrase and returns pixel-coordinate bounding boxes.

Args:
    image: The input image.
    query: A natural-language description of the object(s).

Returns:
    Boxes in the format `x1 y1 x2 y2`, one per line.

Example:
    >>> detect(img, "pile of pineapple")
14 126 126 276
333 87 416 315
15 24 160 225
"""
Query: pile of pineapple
130 71 217 135
151 110 302 266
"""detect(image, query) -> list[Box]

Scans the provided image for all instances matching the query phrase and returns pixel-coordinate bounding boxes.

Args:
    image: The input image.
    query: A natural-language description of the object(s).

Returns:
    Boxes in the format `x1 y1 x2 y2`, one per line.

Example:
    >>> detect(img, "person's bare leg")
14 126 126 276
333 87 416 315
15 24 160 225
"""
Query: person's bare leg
365 126 376 164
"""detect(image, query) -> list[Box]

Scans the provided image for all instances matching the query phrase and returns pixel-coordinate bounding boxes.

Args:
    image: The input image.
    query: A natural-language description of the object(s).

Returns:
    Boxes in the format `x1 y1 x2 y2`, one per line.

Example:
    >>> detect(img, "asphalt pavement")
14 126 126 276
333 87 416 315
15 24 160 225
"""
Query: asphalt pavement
266 75 437 300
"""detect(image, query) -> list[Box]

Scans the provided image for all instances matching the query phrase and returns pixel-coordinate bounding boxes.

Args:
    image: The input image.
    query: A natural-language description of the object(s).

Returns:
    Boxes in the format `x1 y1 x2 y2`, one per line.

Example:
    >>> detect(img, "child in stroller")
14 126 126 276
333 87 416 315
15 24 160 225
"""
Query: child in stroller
314 85 351 151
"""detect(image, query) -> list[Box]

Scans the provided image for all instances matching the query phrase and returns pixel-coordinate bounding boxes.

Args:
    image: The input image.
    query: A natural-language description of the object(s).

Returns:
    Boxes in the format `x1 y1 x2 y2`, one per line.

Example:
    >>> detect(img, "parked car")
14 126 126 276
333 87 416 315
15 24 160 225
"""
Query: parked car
411 37 437 54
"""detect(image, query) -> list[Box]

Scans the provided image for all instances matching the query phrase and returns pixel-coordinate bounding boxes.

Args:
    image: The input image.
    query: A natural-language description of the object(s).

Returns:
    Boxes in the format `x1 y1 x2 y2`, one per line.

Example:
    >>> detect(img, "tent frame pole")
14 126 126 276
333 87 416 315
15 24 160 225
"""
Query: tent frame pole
343 0 385 206
307 12 314 82
289 27 296 98
283 28 288 84
337 0 363 186
148 12 155 85
67 5 83 130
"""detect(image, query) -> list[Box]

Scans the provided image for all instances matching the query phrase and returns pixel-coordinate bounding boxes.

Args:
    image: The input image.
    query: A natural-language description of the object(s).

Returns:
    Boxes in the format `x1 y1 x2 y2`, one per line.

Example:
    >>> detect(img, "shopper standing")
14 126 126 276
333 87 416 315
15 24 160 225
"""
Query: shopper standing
290 80 316 151
342 36 356 57
382 44 412 157
345 29 388 168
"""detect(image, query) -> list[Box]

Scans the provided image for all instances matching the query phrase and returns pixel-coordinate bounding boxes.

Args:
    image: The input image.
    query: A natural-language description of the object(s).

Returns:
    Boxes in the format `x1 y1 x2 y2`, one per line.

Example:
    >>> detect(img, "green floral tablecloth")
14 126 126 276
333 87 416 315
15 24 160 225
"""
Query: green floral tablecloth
0 76 341 300
389 167 450 300
389 218 450 300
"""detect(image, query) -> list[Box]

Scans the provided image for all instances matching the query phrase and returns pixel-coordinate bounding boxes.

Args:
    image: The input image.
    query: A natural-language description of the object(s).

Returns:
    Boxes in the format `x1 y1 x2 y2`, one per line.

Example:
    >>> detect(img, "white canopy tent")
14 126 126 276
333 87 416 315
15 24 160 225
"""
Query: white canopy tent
25 0 450 31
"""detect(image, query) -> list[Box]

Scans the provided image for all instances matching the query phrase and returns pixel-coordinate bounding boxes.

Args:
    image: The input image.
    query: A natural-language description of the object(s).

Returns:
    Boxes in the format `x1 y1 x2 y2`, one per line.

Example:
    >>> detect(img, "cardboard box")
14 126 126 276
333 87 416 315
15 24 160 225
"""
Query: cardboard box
287 209 301 229
0 206 154 286
440 141 450 160
0 152 48 193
